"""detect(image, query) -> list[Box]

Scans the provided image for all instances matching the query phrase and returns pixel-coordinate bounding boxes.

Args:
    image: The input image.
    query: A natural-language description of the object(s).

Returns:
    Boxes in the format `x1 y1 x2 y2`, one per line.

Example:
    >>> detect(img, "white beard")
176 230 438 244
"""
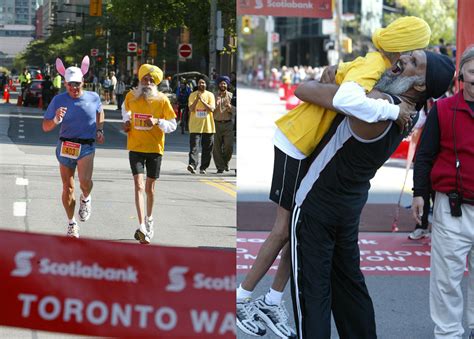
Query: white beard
374 72 424 96
133 83 159 100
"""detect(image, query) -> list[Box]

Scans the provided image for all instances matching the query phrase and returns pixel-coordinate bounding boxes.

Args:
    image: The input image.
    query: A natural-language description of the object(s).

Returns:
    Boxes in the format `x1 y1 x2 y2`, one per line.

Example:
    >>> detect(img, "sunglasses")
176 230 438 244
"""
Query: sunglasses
67 82 82 88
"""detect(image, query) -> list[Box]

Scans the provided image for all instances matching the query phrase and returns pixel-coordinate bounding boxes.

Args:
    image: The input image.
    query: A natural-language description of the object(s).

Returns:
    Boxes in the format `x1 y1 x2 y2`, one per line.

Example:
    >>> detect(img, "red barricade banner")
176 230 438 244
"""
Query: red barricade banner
0 230 236 337
237 0 332 19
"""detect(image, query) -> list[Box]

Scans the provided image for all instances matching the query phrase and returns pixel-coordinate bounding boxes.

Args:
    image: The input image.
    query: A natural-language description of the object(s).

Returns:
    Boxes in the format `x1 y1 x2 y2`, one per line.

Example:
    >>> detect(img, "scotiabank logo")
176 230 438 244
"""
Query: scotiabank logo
166 266 189 292
10 250 138 283
166 266 236 292
11 251 35 277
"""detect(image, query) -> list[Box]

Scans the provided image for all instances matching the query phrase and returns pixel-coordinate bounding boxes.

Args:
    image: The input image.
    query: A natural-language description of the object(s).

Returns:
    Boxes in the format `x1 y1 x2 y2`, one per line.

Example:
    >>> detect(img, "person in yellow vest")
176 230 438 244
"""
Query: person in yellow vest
53 72 62 95
187 77 216 175
122 64 177 244
18 68 31 101
236 16 432 337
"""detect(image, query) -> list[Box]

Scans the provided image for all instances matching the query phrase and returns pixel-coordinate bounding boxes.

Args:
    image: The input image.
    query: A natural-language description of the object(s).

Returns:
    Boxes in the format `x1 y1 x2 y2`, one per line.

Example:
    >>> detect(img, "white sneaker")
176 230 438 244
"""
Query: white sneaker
236 297 266 336
254 296 297 338
408 228 430 240
145 216 154 239
134 224 150 244
67 221 79 238
78 194 91 222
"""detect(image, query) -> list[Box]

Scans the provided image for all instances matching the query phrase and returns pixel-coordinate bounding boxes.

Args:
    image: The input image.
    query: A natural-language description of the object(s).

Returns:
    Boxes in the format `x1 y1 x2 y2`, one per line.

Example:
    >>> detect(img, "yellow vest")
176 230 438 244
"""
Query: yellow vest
125 91 176 154
188 90 216 133
275 52 391 156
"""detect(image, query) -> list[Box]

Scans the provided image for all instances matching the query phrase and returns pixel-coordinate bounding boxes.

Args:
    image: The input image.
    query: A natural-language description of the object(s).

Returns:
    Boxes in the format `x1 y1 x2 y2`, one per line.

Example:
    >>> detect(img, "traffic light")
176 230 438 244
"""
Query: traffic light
109 55 115 65
149 43 157 57
242 16 252 34
342 38 352 54
89 0 102 17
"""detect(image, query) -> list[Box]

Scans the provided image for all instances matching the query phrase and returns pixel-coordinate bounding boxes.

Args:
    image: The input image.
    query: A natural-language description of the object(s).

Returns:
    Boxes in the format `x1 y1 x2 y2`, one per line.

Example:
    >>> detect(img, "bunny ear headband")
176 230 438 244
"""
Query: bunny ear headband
56 56 90 82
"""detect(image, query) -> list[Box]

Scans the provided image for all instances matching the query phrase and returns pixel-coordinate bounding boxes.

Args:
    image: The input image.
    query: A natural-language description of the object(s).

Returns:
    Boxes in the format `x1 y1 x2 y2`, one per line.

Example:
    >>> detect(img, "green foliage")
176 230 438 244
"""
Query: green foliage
19 0 236 72
109 0 187 32
0 66 10 75
384 0 456 46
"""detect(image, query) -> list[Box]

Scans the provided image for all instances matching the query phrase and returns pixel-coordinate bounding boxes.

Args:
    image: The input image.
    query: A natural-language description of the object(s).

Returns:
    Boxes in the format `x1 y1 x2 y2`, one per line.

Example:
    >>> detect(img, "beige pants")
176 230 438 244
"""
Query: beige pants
430 192 474 338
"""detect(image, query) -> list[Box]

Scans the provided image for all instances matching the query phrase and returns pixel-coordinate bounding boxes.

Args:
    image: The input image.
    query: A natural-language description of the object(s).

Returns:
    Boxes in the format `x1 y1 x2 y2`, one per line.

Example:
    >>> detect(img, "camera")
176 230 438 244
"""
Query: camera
447 191 462 217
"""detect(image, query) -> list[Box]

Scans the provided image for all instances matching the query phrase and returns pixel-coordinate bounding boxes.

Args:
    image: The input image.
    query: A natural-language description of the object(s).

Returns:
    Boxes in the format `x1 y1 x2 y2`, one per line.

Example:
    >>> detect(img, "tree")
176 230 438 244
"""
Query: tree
384 0 456 46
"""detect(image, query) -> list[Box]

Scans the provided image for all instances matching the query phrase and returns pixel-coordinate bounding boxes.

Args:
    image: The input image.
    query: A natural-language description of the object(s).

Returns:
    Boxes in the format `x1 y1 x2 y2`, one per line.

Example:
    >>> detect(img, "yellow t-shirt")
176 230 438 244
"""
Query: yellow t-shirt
275 52 391 156
188 90 216 134
125 91 176 154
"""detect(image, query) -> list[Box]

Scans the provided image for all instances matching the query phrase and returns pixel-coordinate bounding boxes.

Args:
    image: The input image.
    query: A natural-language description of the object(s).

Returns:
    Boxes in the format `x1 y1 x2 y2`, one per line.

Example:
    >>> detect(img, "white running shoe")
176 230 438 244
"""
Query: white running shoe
145 216 154 239
254 296 297 339
67 221 79 238
78 194 91 222
408 228 430 240
236 297 266 336
134 224 151 244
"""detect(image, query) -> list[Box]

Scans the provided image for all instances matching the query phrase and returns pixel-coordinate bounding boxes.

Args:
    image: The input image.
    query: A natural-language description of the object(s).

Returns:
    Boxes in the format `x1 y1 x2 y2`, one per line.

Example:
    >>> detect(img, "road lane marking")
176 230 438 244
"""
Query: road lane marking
18 135 25 139
215 180 236 190
13 202 26 217
18 129 24 133
16 178 29 185
200 179 236 197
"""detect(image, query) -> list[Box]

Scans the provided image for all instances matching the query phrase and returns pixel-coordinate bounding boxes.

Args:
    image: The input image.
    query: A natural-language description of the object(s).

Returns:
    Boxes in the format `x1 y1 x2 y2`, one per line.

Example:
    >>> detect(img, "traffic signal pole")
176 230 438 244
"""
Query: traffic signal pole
209 0 217 79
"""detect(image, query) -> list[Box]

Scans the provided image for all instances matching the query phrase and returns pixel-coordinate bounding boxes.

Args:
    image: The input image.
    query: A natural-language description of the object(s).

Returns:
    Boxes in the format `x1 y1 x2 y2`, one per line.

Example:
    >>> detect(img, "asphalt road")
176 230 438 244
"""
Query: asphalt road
0 98 236 338
236 87 471 339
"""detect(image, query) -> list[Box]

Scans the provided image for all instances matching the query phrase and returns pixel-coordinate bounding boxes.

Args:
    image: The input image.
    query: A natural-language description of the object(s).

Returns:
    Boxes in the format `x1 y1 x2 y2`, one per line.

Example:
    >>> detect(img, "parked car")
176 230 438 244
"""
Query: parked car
23 80 44 107
171 72 210 93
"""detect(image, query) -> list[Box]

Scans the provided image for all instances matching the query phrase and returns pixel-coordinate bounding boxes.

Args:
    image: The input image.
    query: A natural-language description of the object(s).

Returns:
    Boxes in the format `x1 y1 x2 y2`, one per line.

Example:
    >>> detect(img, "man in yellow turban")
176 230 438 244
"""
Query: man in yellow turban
122 64 177 244
236 16 432 338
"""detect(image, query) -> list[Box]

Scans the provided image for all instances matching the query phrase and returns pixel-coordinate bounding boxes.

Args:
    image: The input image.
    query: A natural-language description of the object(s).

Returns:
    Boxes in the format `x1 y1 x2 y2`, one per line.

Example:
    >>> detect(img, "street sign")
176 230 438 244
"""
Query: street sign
127 42 138 53
178 43 192 59
90 49 99 57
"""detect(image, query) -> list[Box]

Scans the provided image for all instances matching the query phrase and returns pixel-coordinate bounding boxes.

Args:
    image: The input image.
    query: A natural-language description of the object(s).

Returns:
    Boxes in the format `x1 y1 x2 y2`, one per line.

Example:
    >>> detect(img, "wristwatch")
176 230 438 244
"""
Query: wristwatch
97 129 104 134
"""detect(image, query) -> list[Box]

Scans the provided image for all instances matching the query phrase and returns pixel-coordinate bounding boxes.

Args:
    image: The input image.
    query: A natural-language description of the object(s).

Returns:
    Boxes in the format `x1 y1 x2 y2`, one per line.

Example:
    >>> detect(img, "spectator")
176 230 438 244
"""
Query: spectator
109 71 117 105
412 45 474 339
115 76 126 110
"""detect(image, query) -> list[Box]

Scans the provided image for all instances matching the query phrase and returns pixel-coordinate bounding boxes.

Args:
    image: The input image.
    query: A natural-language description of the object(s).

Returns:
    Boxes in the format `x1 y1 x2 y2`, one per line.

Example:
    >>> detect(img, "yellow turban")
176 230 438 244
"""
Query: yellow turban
138 64 163 85
372 16 431 53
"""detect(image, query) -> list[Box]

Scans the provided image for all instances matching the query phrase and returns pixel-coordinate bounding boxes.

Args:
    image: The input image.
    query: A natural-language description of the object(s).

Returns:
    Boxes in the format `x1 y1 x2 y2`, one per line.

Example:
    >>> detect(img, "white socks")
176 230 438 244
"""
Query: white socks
68 217 76 224
236 285 284 305
264 288 284 306
236 284 253 302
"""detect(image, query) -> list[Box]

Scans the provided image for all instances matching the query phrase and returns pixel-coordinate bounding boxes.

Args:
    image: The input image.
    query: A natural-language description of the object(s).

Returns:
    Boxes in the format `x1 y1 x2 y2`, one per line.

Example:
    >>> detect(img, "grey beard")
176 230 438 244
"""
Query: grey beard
133 83 158 99
374 72 424 96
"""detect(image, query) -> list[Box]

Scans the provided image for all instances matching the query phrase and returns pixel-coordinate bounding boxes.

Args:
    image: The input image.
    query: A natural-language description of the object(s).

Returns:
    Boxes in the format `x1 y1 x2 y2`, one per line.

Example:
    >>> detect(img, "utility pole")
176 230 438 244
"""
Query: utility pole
209 0 217 79
141 22 146 65
335 0 343 64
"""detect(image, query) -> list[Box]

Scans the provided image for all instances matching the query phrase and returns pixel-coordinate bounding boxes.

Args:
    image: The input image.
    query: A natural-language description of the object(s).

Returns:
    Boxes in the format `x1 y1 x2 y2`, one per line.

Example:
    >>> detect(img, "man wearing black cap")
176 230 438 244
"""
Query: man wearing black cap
289 50 455 338
412 45 474 339
213 76 234 174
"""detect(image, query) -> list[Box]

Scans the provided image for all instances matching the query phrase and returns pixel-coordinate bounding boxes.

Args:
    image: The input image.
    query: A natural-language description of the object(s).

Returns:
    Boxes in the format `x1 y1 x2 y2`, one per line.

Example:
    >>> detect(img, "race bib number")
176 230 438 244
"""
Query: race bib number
60 141 81 159
133 113 153 130
196 110 208 118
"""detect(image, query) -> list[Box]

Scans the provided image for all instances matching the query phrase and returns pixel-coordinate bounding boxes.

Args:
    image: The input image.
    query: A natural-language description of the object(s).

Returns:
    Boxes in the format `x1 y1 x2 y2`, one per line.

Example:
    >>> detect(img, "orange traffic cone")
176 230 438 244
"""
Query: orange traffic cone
17 93 22 106
38 95 43 109
3 87 9 103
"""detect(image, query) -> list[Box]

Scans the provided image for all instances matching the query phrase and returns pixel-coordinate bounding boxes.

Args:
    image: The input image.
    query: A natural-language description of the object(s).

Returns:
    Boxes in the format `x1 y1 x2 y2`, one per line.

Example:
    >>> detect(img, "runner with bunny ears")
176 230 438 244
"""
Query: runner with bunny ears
42 56 105 238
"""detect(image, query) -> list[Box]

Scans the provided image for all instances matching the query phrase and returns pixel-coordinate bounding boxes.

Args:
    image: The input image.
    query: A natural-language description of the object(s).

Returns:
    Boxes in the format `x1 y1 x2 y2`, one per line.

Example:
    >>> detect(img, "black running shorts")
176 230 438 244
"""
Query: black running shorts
129 151 163 179
269 146 310 211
